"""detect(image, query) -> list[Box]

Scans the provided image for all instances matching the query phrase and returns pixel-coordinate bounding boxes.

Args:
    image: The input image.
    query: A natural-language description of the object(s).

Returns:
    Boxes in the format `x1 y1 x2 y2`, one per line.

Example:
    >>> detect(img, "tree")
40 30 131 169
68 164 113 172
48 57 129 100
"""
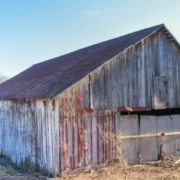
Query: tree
0 73 8 84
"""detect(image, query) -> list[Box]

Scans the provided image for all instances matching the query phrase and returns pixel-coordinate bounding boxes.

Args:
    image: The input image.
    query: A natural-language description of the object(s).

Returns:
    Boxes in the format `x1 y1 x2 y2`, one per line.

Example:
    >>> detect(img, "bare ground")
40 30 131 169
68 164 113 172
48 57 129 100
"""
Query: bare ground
1 156 180 179
58 156 180 180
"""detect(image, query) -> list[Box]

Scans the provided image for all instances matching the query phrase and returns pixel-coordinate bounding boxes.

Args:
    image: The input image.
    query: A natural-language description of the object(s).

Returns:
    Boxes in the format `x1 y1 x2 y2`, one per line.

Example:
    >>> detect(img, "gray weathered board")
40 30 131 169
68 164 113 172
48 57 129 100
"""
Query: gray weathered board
90 30 180 110
0 100 60 174
116 115 139 164
120 115 180 163
140 116 158 162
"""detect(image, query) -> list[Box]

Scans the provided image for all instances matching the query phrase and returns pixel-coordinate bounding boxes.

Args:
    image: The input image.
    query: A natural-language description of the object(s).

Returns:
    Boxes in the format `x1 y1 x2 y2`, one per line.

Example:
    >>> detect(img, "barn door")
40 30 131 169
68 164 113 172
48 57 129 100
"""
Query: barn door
152 76 169 109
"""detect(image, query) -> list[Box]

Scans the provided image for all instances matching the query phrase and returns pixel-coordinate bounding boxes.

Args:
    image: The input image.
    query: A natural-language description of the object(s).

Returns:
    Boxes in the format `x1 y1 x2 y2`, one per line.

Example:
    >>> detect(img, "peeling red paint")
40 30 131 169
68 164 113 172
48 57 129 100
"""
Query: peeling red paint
90 114 93 165
61 109 117 171
72 117 75 170
83 116 86 166
82 108 94 114
117 107 151 112
65 121 69 169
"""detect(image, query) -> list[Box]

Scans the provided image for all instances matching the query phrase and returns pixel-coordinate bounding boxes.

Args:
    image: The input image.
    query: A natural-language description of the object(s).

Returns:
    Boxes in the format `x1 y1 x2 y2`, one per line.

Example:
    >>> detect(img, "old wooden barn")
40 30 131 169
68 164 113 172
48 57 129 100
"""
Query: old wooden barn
0 24 180 176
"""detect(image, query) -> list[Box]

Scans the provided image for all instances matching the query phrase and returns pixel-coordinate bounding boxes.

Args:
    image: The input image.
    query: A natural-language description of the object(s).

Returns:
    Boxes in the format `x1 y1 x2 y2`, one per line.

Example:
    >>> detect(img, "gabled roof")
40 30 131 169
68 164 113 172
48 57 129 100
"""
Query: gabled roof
0 24 178 100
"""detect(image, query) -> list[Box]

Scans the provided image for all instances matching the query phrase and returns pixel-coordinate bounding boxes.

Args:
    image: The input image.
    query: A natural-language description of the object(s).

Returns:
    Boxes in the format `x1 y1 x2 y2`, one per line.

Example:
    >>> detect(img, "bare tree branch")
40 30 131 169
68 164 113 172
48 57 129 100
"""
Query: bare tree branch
0 73 8 84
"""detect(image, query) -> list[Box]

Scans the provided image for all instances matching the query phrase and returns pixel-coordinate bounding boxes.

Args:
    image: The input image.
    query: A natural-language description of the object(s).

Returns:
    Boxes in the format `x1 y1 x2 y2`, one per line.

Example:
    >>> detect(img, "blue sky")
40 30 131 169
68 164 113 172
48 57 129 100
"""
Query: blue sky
1 0 180 77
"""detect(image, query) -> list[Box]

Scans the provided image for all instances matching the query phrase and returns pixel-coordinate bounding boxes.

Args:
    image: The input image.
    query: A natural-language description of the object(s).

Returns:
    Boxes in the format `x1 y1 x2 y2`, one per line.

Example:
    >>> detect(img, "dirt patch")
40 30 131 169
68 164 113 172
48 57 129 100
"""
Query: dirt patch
58 156 180 180
1 156 180 179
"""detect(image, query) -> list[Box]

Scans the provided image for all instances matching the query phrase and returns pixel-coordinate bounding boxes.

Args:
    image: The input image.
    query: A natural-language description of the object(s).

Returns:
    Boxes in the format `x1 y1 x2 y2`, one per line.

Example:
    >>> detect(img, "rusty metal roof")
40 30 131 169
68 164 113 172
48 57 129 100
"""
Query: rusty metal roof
0 24 167 99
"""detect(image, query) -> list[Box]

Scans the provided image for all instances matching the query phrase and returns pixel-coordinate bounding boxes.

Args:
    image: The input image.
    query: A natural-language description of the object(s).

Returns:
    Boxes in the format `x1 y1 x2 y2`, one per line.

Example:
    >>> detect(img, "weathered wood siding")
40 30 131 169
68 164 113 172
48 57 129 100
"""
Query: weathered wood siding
118 115 139 164
59 110 117 173
0 99 60 174
118 114 180 163
55 29 180 172
90 30 180 109
57 80 118 173
56 28 180 111
139 115 180 162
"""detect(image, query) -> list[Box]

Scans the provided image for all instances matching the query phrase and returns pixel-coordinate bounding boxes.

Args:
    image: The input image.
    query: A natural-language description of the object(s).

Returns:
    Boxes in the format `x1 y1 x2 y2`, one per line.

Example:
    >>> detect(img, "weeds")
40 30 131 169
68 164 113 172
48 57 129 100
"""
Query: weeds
6 166 17 176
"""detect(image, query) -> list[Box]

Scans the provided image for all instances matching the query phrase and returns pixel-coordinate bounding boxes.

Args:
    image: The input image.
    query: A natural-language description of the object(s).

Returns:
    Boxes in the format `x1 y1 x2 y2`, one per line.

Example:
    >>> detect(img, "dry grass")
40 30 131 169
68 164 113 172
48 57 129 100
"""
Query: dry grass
0 156 180 179
57 156 180 180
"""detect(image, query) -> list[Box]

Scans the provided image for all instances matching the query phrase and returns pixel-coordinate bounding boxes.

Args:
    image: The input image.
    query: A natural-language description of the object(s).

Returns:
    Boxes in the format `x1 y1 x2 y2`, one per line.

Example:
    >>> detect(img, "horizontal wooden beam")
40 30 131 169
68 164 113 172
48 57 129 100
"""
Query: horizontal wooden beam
120 132 180 139
117 107 151 112
82 108 94 114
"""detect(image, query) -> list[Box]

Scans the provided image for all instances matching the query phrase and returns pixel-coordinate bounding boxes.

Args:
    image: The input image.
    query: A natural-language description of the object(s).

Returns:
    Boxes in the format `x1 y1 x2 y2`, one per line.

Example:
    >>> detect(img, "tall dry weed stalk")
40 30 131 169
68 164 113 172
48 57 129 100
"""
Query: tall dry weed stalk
101 128 129 180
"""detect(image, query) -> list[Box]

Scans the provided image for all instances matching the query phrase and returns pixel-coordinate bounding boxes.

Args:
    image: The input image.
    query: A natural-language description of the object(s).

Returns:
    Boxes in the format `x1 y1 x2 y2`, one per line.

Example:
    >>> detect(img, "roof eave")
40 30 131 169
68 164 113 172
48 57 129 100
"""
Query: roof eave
161 25 180 49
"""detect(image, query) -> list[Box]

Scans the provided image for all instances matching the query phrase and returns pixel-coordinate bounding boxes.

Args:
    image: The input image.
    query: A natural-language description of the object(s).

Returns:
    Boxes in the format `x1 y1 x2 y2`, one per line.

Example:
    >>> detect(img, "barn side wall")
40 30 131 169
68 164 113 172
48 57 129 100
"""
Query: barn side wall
90 30 180 110
56 31 180 172
59 109 118 173
58 77 180 171
0 99 60 175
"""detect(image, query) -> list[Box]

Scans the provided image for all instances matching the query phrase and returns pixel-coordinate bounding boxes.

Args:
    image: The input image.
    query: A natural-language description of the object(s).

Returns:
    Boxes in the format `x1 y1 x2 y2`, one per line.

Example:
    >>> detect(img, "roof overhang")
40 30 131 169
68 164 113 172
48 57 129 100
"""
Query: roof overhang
161 25 180 49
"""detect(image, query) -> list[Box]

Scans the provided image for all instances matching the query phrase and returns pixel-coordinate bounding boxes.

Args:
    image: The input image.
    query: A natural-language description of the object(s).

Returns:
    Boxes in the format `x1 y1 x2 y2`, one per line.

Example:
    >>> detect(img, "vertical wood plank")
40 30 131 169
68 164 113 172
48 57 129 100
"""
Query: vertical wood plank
139 116 158 162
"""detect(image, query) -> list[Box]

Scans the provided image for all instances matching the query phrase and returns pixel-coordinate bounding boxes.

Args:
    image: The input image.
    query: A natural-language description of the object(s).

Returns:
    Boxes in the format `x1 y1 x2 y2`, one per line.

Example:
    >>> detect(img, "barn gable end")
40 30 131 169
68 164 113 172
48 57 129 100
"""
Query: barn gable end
89 28 180 110
58 27 180 111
